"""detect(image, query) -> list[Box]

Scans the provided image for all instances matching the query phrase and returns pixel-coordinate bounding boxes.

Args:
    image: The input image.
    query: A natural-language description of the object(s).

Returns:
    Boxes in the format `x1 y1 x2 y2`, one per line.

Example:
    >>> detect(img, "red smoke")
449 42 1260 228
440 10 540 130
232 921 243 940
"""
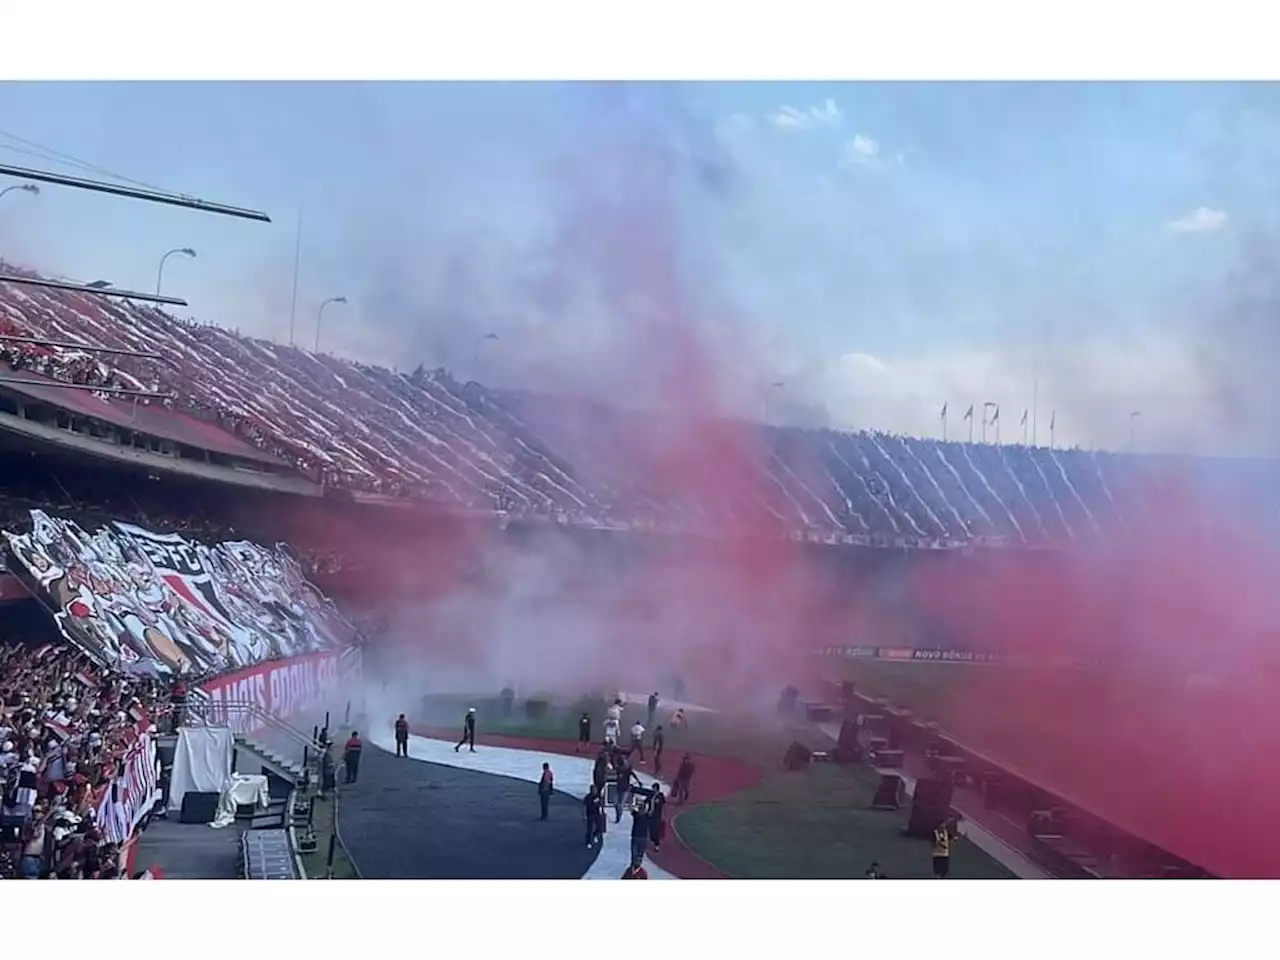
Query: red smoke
896 477 1280 878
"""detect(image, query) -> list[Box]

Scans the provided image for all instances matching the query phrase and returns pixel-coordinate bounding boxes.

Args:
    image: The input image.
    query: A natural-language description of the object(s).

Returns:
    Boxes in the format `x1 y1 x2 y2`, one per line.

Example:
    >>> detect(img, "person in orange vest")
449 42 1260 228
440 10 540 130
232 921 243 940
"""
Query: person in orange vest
670 708 686 731
538 762 554 820
394 714 410 757
343 731 363 784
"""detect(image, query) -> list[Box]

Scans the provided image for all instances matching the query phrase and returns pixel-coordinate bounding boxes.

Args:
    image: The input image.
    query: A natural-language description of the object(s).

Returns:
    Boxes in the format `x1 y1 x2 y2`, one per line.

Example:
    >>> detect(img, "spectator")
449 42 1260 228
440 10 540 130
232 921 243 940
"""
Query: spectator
0 639 165 879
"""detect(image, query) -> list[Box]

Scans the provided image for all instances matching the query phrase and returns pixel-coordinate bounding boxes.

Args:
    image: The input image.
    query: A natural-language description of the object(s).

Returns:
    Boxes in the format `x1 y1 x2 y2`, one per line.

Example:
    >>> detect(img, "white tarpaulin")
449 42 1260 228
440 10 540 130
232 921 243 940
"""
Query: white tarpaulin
210 774 270 829
169 727 234 813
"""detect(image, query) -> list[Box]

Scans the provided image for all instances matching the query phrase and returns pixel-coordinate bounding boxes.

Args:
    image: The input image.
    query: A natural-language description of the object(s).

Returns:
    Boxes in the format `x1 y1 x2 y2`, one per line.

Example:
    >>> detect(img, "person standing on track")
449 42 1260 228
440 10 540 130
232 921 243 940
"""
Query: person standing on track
584 784 604 848
629 793 652 869
672 753 695 804
604 698 622 747
343 731 363 784
538 762 555 820
394 714 410 757
629 720 646 762
613 751 634 823
651 725 665 777
455 707 476 753
646 692 659 729
577 711 592 753
932 820 953 879
592 747 609 794
648 786 667 851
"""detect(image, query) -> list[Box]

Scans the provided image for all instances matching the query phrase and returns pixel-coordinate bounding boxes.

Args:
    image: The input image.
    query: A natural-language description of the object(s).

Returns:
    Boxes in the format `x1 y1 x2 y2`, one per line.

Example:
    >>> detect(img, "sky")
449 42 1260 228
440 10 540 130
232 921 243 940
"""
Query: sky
0 81 1277 455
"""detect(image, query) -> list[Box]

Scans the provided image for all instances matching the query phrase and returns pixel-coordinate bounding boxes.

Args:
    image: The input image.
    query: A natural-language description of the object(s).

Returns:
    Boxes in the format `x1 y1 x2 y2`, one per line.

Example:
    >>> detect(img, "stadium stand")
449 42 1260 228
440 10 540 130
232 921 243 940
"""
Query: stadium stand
9 263 1279 543
0 262 1270 882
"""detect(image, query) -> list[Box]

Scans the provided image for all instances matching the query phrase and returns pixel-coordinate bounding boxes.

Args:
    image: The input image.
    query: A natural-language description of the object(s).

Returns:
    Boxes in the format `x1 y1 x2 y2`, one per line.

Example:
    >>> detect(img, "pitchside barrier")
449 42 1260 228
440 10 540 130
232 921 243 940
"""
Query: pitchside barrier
816 646 1109 666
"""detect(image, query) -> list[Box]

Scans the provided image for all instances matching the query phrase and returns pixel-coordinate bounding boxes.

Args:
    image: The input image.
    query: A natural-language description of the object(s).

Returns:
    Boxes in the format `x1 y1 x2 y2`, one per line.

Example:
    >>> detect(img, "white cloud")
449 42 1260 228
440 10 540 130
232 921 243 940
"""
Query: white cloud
840 133 882 168
1166 207 1229 234
766 99 843 131
785 332 1236 456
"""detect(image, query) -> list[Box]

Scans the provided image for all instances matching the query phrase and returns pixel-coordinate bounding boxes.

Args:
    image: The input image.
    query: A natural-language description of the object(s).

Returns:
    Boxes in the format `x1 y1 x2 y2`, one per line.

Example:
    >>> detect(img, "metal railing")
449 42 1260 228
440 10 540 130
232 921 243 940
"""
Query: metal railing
182 695 327 767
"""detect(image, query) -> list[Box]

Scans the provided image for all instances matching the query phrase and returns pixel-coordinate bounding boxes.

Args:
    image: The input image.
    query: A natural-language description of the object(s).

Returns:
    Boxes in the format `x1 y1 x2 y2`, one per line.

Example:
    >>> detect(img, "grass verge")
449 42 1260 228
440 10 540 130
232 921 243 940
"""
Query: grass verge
298 726 359 880
676 763 1016 880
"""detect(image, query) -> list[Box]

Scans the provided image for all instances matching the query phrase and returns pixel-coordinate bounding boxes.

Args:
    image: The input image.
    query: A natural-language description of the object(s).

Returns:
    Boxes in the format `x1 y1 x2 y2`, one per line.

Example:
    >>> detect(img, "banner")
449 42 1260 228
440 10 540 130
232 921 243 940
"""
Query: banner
198 651 342 733
2 510 353 676
97 733 161 844
818 645 1007 663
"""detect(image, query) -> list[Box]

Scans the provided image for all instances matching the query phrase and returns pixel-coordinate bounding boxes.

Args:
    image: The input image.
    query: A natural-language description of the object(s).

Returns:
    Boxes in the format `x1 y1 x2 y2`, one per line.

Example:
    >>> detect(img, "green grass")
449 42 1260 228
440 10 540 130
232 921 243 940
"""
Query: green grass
676 763 1016 880
423 691 1015 879
420 693 829 766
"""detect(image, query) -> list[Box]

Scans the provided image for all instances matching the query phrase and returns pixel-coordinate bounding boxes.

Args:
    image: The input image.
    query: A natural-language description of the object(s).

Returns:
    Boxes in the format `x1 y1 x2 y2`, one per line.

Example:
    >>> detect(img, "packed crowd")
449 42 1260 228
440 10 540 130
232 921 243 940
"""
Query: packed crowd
0 627 166 879
2 270 1277 545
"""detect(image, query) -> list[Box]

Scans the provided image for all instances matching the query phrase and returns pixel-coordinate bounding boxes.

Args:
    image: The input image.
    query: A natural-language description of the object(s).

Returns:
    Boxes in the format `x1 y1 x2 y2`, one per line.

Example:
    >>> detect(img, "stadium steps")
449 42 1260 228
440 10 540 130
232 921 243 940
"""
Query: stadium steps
235 733 310 786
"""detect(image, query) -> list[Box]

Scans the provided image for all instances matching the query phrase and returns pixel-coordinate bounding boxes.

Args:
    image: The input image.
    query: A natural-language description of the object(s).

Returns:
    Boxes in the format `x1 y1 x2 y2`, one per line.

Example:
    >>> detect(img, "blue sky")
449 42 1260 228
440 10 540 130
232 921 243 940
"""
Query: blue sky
0 82 1273 453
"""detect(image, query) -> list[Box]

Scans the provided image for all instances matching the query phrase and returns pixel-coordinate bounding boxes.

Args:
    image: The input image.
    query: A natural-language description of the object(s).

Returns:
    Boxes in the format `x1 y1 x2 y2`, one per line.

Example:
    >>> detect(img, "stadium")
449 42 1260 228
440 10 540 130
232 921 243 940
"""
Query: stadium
1 101 1277 883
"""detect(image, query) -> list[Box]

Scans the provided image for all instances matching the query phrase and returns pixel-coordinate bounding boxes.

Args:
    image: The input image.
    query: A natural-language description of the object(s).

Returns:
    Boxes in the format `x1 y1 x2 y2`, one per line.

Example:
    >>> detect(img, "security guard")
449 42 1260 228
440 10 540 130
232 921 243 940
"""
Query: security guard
343 731 363 784
932 820 953 879
394 714 410 757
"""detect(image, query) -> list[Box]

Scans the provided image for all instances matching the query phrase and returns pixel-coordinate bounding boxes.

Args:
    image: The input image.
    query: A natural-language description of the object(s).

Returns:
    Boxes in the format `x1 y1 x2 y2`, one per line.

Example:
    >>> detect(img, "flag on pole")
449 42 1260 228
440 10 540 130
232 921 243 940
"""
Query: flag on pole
1020 409 1028 426
963 404 973 421
940 402 948 420
1050 410 1056 430
990 405 1000 423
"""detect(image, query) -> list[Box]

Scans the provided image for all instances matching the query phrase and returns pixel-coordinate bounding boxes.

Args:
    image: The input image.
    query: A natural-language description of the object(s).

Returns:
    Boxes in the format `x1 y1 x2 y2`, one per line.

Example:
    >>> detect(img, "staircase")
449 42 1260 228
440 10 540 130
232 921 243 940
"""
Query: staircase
179 647 364 786
181 697 330 788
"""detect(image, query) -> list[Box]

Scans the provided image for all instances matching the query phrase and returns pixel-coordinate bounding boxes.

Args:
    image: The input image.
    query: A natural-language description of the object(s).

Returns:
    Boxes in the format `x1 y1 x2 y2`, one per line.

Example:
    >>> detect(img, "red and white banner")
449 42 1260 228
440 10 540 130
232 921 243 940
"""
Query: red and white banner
97 733 161 844
198 651 342 733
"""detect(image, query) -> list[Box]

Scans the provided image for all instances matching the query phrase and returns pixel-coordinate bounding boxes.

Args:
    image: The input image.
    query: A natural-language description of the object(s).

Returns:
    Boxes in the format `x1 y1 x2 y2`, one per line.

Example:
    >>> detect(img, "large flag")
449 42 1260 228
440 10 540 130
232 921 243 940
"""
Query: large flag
1020 409 1028 426
1050 410 1056 430
990 405 1000 423
963 404 974 421
940 402 948 420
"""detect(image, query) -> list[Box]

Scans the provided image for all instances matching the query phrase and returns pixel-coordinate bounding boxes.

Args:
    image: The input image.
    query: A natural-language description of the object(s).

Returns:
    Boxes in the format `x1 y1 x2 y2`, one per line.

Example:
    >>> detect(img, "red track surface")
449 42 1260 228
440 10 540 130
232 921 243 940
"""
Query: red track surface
408 725 761 879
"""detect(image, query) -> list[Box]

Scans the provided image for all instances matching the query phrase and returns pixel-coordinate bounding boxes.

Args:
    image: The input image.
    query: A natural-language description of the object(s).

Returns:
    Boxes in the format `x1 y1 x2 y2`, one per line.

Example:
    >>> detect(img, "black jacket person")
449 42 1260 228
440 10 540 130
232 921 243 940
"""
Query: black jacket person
455 707 476 753
651 725 666 776
584 785 604 848
394 714 410 757
648 788 667 850
577 712 591 753
673 753 695 804
613 754 634 823
343 732 363 784
629 795 651 868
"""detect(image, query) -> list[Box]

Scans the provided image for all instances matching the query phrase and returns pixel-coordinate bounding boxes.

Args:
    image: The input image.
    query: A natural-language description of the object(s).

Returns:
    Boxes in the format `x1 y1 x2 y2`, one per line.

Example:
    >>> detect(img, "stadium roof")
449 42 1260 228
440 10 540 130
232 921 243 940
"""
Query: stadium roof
0 373 289 468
